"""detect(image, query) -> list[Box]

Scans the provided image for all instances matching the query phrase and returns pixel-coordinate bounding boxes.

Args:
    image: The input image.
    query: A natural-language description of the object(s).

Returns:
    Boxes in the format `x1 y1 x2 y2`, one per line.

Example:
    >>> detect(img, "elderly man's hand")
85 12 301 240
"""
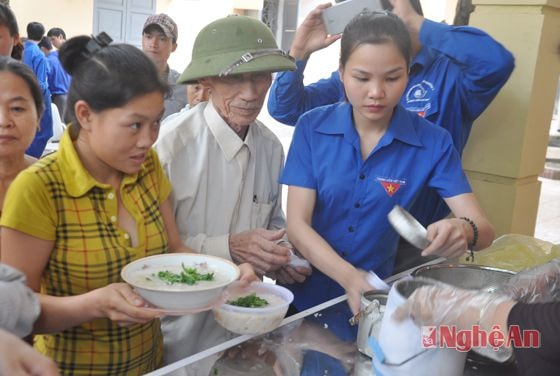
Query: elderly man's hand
273 265 312 284
229 229 291 276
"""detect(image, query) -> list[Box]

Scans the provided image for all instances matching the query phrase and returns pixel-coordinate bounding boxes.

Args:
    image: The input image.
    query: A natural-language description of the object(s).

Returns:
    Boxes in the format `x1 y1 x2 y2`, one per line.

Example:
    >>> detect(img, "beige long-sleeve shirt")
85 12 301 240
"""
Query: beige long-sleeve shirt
155 100 286 261
154 101 288 367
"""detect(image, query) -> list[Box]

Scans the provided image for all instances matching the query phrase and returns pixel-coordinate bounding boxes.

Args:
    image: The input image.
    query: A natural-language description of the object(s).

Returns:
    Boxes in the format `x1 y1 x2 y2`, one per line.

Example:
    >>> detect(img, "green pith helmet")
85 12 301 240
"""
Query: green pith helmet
177 15 295 84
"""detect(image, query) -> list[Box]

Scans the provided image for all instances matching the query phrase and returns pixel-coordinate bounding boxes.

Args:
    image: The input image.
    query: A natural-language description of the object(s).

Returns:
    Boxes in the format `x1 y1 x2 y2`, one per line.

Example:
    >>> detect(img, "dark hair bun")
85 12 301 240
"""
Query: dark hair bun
59 35 92 76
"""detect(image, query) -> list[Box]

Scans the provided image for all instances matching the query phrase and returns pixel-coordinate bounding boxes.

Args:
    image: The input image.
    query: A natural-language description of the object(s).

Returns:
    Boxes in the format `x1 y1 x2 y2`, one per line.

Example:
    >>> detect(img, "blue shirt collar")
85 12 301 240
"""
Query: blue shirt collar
316 102 423 148
411 46 436 73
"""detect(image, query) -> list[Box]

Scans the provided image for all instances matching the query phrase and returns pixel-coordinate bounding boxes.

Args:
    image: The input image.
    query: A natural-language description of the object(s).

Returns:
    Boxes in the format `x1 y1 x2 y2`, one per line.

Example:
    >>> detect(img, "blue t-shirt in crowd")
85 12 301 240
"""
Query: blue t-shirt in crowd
269 19 514 227
23 40 53 158
46 50 71 95
280 102 472 314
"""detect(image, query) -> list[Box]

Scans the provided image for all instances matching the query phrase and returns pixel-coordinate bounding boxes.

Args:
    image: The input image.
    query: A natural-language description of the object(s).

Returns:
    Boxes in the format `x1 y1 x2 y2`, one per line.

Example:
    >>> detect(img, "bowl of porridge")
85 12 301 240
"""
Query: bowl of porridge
121 253 240 312
213 282 293 335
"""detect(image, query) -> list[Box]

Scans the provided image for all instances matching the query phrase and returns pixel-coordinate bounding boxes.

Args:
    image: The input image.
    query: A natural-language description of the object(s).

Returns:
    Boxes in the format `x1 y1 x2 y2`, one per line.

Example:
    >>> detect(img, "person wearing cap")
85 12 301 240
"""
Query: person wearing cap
142 13 187 119
154 15 312 366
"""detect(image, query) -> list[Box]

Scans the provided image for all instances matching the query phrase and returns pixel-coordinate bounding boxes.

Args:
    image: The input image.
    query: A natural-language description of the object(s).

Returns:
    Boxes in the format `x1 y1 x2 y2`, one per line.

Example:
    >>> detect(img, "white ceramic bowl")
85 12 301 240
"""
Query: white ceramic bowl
121 253 240 311
213 282 293 335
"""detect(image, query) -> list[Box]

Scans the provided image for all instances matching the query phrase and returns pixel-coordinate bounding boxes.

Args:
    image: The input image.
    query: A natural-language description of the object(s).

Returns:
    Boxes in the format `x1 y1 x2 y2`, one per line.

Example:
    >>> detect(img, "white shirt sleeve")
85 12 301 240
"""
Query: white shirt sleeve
0 264 40 337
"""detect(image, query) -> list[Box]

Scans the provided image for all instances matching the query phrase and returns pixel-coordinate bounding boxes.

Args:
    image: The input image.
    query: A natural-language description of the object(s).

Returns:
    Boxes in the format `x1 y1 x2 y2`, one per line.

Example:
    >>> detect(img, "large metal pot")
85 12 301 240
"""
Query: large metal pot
356 290 387 357
412 264 514 292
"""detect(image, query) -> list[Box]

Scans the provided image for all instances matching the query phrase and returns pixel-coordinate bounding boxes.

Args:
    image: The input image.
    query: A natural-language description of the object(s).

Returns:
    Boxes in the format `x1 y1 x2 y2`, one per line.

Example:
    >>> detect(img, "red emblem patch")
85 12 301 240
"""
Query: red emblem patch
380 181 401 197
376 177 406 197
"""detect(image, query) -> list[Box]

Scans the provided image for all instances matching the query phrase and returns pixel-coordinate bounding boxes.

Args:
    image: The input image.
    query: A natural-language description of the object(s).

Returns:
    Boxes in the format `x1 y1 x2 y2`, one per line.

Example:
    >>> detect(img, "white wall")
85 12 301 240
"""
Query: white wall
422 0 458 24
157 0 243 73
11 0 94 39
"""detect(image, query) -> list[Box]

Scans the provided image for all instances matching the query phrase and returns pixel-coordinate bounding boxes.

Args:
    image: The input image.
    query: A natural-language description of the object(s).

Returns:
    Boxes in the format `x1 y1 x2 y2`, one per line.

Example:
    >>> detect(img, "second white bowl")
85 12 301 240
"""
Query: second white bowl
213 282 293 335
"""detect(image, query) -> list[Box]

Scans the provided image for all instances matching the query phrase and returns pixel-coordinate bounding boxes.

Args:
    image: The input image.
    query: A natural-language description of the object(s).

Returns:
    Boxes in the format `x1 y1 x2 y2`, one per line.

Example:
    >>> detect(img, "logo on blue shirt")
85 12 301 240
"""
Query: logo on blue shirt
404 80 434 115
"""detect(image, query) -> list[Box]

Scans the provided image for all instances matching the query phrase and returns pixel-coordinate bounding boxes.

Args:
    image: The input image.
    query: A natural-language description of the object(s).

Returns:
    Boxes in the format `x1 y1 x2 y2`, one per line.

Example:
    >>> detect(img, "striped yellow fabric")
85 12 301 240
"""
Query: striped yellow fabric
1 129 172 375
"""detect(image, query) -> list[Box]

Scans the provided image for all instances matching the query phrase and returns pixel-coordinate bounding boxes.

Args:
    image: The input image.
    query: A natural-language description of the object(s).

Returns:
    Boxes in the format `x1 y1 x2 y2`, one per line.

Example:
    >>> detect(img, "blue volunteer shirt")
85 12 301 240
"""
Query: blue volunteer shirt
280 102 472 314
23 40 53 158
46 50 71 95
269 19 514 226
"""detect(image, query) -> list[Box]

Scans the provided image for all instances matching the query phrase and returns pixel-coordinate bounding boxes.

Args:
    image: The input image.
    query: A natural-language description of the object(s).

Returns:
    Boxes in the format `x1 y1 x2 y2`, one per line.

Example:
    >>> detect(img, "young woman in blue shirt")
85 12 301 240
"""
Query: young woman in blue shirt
270 0 514 228
281 12 495 318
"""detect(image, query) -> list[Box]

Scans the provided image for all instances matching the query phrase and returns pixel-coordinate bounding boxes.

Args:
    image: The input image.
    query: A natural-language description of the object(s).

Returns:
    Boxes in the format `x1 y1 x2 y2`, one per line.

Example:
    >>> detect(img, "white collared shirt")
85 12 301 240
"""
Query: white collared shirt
155 100 286 261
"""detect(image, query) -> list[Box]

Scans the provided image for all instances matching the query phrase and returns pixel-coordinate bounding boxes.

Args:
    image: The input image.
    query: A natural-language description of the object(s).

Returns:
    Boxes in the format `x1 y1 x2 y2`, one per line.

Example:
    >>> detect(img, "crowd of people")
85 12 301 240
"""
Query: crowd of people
0 0 558 375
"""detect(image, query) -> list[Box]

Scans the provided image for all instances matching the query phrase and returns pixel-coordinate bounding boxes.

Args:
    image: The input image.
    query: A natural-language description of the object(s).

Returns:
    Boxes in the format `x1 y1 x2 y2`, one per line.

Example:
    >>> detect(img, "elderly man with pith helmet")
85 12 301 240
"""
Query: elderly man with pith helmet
155 15 312 366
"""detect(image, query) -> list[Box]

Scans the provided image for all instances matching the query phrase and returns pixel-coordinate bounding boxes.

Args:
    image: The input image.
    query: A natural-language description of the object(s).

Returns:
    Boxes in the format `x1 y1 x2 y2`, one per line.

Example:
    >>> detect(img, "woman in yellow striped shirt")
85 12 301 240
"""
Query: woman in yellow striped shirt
0 33 255 375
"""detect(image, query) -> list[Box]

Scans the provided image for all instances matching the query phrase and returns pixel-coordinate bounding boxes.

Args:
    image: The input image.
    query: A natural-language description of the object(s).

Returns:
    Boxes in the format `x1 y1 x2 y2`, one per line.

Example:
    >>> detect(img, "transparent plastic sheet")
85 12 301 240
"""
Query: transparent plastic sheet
497 258 560 304
392 277 514 363
459 234 560 272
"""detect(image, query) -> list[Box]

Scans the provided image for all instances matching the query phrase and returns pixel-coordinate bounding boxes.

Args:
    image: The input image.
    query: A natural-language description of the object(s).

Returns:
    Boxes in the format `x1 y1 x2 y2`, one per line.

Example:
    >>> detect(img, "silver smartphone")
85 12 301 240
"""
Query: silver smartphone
321 0 384 35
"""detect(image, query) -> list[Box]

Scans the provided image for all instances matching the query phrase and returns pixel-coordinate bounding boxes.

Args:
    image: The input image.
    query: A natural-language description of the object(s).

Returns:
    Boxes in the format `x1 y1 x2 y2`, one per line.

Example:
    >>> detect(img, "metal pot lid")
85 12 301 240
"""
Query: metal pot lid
388 205 430 250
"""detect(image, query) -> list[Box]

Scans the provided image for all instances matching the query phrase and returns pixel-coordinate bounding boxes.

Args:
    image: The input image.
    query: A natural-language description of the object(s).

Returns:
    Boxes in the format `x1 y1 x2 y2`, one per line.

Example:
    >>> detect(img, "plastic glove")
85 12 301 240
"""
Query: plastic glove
497 258 560 303
393 278 516 362
393 278 511 329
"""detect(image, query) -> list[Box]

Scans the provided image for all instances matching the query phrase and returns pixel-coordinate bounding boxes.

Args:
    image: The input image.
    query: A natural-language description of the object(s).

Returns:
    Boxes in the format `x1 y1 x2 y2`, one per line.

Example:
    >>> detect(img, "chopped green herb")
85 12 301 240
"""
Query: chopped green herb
156 263 214 285
227 293 269 308
213 367 219 375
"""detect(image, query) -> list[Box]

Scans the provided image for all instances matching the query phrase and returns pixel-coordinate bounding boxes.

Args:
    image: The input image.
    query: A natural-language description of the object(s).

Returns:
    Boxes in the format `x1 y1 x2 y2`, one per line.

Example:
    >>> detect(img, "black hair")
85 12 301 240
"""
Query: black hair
11 41 23 60
0 56 45 117
47 27 66 40
340 12 412 70
381 0 423 16
0 3 18 37
38 36 52 51
59 33 169 132
26 22 45 41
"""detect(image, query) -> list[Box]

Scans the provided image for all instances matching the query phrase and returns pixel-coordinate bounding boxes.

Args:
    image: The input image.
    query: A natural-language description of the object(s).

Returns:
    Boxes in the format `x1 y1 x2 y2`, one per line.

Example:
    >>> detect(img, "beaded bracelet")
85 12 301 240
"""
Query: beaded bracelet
460 217 478 262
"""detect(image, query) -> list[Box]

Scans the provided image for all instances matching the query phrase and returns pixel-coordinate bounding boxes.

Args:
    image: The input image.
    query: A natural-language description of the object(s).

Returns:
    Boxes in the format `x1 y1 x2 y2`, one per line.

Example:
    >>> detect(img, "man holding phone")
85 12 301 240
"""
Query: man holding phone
267 0 514 270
